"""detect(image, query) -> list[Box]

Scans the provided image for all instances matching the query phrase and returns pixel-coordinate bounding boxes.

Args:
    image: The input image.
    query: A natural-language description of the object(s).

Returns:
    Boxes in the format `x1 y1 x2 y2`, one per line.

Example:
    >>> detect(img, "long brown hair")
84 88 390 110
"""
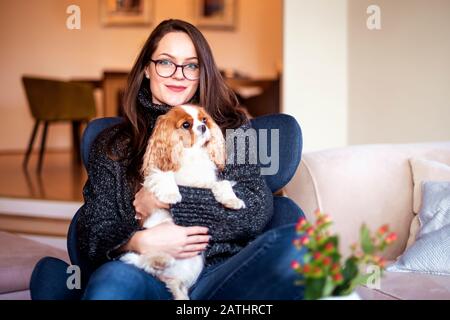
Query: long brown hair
112 19 247 190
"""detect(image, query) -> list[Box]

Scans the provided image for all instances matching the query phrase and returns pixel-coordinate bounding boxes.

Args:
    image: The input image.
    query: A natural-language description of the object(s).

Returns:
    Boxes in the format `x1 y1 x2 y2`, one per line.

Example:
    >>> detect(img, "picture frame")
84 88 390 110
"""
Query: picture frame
100 0 153 26
194 0 237 30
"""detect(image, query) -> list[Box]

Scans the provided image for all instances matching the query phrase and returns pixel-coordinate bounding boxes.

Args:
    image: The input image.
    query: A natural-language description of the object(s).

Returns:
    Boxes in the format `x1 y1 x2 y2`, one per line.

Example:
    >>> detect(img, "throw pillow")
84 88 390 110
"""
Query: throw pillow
405 158 450 249
387 181 450 276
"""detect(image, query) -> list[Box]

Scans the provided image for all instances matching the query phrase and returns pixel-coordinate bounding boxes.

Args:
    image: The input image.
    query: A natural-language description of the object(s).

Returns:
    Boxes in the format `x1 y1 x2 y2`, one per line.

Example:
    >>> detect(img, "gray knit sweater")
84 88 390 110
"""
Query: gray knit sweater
77 90 274 268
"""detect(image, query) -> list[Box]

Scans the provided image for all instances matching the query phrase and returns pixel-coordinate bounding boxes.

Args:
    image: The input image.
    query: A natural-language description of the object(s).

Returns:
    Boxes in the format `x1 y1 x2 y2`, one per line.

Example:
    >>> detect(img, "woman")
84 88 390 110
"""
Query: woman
78 19 304 300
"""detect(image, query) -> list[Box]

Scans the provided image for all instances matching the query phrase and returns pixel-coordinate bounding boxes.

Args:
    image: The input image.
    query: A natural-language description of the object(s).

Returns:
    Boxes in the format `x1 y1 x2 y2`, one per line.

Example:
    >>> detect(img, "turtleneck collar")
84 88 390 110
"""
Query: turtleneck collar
137 87 172 114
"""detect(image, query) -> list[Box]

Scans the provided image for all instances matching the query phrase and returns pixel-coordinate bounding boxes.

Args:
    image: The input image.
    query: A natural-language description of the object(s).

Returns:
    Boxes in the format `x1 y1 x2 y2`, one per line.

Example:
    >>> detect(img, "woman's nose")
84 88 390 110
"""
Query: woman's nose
173 66 184 80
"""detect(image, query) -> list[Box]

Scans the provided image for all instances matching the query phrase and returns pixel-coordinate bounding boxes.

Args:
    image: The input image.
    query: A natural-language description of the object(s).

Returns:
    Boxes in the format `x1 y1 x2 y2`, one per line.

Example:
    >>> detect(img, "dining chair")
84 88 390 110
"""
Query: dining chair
22 76 96 172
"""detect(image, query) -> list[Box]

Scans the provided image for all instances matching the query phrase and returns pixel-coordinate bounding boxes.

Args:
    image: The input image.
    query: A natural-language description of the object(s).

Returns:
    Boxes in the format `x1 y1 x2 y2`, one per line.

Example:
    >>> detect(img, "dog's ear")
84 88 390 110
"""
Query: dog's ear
205 115 226 171
141 115 183 176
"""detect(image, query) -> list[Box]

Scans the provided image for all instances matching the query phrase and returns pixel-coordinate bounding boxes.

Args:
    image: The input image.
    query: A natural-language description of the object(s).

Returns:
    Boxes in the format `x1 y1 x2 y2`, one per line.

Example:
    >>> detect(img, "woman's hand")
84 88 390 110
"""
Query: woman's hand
133 187 169 223
127 221 210 259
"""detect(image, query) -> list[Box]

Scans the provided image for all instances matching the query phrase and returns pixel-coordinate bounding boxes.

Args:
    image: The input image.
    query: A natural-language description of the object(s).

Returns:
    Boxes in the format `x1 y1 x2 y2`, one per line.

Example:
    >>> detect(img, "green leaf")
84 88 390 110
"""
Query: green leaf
337 257 360 294
322 276 336 297
304 277 326 300
341 274 371 295
361 224 374 254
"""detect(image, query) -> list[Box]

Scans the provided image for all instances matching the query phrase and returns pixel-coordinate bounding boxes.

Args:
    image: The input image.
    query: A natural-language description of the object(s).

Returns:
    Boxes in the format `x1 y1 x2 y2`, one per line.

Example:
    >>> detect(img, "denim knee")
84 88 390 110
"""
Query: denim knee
264 223 305 278
82 261 172 300
265 223 298 243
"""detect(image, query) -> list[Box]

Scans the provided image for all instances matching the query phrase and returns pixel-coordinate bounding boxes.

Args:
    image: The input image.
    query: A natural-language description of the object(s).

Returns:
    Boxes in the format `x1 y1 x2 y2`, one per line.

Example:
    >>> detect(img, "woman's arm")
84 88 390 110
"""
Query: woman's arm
76 135 140 266
171 166 273 242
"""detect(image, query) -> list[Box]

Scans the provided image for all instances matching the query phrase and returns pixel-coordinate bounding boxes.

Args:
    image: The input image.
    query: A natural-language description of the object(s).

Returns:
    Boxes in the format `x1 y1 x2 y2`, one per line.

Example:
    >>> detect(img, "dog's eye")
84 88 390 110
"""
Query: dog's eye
202 117 207 124
182 121 190 129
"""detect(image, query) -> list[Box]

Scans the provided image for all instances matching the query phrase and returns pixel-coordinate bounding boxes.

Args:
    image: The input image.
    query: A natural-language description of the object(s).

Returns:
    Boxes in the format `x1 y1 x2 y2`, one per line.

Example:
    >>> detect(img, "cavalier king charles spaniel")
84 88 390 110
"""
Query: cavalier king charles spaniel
121 104 245 300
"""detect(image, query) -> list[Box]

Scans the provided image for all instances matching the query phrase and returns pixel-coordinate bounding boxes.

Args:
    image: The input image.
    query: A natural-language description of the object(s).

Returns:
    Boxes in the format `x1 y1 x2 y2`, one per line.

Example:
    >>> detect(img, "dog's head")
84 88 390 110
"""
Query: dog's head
142 104 226 175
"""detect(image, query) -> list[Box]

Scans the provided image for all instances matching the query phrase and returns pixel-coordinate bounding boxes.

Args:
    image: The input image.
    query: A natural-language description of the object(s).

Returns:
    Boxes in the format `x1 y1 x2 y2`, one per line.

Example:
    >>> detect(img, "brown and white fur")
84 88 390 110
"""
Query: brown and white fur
120 104 245 300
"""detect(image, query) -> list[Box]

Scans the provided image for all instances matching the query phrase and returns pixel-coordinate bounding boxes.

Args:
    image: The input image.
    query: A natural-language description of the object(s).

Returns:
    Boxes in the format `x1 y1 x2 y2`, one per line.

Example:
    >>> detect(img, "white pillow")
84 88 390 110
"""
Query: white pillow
387 181 450 276
405 159 450 249
410 158 450 214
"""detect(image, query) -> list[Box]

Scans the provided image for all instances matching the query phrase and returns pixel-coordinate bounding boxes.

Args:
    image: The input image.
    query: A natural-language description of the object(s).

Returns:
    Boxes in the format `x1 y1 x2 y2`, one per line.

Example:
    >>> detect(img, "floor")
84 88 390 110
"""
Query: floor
0 151 86 249
0 151 87 202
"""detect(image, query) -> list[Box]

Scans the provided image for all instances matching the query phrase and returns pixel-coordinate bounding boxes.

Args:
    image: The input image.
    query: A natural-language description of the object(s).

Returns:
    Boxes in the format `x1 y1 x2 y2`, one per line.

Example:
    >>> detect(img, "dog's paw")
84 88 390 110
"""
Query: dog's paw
222 197 246 210
144 171 182 204
155 189 182 204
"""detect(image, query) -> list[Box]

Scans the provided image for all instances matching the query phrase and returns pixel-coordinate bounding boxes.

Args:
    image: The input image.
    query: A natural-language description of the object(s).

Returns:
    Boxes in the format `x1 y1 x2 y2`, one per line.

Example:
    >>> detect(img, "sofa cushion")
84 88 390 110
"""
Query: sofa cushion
387 181 450 276
378 271 450 300
410 158 450 214
0 231 68 295
406 159 450 249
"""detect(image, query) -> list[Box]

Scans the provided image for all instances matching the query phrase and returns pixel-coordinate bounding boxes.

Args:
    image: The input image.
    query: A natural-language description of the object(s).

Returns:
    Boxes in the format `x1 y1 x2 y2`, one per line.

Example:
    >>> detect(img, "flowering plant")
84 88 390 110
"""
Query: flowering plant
291 211 397 300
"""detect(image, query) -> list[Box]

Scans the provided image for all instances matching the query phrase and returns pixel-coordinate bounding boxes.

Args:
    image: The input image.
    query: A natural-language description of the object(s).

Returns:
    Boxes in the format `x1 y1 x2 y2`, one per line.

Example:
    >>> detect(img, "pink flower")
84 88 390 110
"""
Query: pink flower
385 232 397 244
313 252 322 261
300 236 310 245
291 260 300 270
296 217 307 231
323 256 332 266
377 224 389 236
303 264 311 273
306 226 314 236
331 263 340 274
332 273 343 283
325 242 334 252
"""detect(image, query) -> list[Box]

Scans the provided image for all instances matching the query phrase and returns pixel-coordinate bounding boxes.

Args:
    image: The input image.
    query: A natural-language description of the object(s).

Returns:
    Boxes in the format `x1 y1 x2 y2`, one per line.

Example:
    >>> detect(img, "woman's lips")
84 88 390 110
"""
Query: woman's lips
166 85 187 93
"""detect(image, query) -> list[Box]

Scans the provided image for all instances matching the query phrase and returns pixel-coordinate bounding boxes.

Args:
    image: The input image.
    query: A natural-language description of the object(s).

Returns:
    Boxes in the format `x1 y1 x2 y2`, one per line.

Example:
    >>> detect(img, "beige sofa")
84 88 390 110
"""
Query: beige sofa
286 141 450 300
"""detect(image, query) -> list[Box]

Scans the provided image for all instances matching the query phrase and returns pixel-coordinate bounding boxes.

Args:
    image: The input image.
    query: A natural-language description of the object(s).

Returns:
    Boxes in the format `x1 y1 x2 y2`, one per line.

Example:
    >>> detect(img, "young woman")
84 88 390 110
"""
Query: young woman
77 19 304 300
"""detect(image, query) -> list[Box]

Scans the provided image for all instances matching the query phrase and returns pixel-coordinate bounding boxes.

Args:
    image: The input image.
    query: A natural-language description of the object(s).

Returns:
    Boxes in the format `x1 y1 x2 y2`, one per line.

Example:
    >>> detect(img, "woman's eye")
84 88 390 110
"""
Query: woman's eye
186 63 199 70
182 122 190 129
158 59 172 66
202 118 207 124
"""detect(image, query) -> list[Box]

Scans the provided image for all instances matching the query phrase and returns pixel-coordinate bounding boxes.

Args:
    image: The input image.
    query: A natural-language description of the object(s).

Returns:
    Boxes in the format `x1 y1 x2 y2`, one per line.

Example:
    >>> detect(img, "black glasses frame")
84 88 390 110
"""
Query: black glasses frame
150 59 200 81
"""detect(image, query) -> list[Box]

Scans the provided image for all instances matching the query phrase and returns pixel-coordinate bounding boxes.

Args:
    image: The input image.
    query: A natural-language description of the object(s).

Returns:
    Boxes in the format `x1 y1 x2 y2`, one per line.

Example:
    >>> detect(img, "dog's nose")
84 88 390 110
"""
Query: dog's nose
198 124 206 134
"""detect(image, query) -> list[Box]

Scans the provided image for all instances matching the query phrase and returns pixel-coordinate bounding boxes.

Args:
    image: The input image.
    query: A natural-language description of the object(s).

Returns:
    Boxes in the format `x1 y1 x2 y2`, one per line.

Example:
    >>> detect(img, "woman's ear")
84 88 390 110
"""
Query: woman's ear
206 117 226 171
144 66 150 79
141 116 182 176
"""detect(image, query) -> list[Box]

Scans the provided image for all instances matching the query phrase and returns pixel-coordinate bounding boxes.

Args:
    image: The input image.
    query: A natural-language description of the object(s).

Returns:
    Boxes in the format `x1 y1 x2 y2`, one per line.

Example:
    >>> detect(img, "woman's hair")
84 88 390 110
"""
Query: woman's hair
111 19 247 190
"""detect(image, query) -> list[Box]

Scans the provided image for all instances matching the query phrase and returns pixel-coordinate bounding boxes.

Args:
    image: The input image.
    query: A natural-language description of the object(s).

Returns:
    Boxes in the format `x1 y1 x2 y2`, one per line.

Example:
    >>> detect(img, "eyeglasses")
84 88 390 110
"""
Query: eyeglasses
150 59 200 81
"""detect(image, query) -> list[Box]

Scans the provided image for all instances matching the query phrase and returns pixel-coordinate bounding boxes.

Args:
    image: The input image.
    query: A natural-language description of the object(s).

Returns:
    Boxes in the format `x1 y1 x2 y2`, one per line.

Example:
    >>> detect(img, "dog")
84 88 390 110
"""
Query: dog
121 104 245 300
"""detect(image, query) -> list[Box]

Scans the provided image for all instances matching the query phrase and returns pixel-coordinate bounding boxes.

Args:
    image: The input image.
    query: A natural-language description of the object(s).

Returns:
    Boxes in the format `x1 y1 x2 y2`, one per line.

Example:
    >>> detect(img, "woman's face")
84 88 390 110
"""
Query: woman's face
146 32 200 106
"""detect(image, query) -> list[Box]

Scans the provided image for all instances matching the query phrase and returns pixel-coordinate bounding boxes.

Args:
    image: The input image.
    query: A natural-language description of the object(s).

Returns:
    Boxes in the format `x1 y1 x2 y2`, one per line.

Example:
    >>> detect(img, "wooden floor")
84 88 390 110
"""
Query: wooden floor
0 151 87 202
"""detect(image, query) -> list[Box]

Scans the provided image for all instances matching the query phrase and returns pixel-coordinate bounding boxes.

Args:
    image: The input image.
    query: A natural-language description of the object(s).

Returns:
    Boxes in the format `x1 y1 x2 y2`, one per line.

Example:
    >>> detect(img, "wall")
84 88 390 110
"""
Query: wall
0 0 282 151
283 0 348 152
283 0 450 152
348 0 450 145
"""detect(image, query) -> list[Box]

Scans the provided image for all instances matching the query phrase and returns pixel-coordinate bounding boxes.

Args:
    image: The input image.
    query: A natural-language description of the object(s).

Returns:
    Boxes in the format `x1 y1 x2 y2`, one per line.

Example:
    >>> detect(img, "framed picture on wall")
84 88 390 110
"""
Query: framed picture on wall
100 0 153 26
194 0 237 30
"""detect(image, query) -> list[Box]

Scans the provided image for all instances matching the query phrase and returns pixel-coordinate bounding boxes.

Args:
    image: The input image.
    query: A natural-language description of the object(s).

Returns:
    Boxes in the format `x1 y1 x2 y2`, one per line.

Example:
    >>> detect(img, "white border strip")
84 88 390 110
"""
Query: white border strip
0 197 82 220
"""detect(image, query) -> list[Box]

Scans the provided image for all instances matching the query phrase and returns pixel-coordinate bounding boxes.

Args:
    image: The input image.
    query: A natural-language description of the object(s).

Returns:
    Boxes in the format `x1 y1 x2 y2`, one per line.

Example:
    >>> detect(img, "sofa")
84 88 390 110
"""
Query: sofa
286 141 450 299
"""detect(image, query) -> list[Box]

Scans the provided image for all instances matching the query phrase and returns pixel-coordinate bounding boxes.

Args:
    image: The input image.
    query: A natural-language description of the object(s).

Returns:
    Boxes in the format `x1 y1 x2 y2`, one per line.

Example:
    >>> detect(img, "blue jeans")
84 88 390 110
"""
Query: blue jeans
82 223 306 300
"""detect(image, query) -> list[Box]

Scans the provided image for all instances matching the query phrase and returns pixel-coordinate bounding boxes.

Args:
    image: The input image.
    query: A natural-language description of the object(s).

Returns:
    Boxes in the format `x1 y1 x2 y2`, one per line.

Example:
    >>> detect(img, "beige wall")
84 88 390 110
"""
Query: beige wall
283 0 348 152
0 0 282 151
284 0 450 152
348 0 450 145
